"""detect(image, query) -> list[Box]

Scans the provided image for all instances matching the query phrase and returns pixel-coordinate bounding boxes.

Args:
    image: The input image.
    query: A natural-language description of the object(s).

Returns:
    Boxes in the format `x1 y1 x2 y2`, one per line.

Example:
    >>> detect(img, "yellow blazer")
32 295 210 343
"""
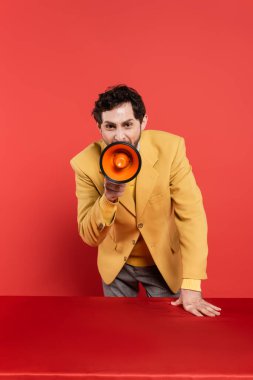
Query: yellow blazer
70 130 208 293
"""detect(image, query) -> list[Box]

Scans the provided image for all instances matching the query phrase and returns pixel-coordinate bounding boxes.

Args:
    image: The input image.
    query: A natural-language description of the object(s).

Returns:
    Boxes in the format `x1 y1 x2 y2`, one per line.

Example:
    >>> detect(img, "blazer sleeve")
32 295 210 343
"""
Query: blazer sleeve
70 158 117 247
170 137 208 280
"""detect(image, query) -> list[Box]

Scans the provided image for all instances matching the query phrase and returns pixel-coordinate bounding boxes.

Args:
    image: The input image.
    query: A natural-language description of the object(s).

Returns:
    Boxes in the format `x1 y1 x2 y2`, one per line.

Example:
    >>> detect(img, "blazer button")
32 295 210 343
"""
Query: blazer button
132 240 136 245
137 223 143 229
124 256 128 261
98 223 104 231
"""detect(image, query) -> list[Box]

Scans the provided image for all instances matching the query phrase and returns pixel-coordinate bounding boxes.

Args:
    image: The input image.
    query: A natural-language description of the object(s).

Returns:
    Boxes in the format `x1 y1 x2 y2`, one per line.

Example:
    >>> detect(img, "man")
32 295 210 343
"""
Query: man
70 85 221 318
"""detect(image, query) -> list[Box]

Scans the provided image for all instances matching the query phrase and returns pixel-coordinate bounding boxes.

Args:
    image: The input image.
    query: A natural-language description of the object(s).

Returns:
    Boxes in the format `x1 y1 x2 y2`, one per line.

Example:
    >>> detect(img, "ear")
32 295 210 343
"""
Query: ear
141 114 148 131
97 123 102 132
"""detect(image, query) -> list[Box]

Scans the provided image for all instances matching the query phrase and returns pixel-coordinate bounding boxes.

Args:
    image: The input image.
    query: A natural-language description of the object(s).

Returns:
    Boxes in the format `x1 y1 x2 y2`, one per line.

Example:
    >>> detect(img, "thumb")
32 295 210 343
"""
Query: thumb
171 298 181 306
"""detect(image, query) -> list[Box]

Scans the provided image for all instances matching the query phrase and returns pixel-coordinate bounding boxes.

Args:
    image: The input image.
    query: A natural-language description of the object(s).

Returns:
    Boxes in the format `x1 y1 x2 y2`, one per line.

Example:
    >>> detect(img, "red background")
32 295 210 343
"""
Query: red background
0 0 252 297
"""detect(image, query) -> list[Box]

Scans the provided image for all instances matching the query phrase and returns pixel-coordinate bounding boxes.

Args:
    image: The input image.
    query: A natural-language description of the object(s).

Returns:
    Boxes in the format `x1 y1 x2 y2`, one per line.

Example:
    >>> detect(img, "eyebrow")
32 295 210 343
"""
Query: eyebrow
103 119 134 125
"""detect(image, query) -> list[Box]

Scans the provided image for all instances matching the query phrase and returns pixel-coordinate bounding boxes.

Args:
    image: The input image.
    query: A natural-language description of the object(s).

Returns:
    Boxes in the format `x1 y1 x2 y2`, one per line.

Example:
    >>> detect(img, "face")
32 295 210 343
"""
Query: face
98 102 147 147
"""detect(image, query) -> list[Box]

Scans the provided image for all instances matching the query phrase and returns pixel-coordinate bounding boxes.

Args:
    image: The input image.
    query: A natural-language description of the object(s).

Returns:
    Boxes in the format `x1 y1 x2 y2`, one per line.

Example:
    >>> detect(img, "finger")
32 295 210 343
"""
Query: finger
105 179 126 189
204 305 221 315
187 301 221 316
107 185 125 193
105 185 122 192
197 306 217 317
202 301 222 311
171 298 181 306
105 183 120 190
184 306 204 317
206 308 220 316
104 179 118 187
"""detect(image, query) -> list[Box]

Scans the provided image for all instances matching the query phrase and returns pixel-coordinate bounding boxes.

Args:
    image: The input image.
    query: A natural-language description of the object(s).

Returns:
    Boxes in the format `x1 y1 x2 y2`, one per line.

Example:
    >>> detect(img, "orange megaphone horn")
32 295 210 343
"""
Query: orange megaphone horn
100 142 142 183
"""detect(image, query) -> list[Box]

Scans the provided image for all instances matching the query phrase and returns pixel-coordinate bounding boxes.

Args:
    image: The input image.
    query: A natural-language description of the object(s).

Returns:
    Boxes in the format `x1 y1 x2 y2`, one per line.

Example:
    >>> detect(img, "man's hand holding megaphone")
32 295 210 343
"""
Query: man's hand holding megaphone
100 141 142 203
103 177 126 203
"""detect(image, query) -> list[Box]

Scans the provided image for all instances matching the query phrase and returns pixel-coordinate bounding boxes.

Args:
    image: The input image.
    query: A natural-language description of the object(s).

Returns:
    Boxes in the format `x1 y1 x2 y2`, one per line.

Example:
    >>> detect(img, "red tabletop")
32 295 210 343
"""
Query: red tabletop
0 297 252 379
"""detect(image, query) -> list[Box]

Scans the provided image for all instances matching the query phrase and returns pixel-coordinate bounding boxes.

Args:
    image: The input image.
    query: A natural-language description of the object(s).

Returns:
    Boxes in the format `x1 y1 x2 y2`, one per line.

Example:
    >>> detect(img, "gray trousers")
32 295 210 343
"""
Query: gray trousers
102 264 181 298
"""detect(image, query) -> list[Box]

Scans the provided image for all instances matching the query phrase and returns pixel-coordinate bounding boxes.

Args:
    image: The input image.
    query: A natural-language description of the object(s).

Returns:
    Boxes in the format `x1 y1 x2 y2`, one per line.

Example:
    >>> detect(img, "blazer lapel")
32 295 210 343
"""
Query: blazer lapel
118 186 136 216
136 134 159 220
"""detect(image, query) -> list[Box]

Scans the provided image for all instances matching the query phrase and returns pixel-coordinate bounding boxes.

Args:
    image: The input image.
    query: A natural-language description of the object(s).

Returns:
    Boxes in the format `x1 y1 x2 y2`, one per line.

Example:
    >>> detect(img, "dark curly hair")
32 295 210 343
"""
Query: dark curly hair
92 84 146 125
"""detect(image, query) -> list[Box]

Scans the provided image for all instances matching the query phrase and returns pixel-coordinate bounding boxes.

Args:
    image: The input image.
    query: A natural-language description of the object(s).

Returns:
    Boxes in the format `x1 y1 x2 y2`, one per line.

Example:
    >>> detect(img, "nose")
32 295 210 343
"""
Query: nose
114 129 126 142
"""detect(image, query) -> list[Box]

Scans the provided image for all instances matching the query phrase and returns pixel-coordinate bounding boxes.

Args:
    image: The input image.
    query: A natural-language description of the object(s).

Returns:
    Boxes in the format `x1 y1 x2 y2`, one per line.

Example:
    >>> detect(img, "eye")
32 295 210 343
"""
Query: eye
124 123 133 128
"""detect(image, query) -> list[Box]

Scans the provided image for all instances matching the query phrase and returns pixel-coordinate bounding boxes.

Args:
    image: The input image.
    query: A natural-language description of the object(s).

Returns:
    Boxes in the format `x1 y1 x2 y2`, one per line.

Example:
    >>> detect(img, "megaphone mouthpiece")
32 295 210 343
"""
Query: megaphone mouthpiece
113 152 131 169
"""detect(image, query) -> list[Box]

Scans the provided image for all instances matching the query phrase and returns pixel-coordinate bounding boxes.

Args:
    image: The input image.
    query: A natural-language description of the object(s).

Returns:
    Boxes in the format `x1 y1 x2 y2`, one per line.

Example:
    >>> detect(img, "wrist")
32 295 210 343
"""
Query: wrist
104 192 118 204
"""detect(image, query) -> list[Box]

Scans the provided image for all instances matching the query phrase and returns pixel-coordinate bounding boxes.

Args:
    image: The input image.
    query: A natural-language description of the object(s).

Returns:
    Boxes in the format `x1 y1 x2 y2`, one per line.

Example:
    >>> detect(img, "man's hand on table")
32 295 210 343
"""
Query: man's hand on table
171 289 222 317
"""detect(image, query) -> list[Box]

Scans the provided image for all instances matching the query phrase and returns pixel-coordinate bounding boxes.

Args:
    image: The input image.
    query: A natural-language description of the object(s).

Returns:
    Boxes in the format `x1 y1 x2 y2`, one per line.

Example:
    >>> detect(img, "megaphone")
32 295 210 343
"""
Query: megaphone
100 141 142 184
